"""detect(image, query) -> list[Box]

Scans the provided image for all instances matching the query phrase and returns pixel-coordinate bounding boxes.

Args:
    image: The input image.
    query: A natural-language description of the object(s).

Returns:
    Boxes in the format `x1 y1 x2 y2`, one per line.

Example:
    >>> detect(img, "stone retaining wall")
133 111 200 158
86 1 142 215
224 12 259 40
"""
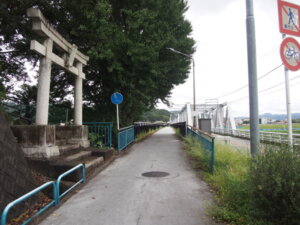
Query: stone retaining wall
0 111 35 220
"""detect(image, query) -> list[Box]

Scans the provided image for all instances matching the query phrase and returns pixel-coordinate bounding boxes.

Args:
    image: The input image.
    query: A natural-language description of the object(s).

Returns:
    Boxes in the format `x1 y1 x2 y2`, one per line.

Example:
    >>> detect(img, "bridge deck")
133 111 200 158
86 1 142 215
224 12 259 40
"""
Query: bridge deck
40 127 220 225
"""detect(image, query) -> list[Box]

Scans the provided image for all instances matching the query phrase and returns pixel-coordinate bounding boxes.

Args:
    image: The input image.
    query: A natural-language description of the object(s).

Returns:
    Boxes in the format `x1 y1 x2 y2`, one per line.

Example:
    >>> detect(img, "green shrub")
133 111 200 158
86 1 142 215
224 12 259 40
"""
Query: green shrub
88 133 104 148
249 146 300 225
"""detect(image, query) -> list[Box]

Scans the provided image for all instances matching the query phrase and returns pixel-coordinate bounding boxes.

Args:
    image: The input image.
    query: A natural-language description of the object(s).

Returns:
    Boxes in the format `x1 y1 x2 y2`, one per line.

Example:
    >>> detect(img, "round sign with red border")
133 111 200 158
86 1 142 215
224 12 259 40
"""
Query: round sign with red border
280 37 300 71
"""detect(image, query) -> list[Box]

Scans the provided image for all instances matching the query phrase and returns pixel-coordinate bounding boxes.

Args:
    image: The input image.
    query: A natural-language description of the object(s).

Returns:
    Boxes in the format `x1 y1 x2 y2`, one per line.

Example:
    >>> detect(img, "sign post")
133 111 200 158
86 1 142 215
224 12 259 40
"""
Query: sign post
278 0 300 148
111 92 123 130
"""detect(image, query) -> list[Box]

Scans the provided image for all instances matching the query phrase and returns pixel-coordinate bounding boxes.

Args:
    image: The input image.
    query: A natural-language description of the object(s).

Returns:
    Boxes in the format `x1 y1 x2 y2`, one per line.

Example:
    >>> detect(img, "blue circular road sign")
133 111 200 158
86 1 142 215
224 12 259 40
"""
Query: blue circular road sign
111 92 123 104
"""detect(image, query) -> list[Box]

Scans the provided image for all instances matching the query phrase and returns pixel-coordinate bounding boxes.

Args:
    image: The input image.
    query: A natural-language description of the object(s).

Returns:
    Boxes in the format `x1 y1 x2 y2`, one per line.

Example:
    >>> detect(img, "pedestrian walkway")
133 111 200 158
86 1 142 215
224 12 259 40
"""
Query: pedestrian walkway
40 127 219 225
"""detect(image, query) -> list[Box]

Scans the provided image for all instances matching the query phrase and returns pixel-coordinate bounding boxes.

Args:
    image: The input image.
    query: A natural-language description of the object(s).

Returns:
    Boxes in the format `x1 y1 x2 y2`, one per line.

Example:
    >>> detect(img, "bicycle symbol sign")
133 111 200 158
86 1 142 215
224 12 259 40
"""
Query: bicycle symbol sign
280 37 300 71
111 92 123 104
278 0 300 37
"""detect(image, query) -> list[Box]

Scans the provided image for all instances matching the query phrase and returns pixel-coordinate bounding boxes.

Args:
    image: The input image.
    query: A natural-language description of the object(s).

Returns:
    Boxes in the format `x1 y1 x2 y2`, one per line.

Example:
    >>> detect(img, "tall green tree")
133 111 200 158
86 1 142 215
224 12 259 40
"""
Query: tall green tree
0 0 195 126
140 109 170 122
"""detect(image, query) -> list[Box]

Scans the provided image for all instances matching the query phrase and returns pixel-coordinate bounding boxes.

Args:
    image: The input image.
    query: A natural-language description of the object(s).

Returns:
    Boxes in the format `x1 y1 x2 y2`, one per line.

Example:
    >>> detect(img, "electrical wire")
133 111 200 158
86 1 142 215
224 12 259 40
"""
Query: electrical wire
229 74 300 103
216 64 283 99
259 75 300 94
259 81 300 97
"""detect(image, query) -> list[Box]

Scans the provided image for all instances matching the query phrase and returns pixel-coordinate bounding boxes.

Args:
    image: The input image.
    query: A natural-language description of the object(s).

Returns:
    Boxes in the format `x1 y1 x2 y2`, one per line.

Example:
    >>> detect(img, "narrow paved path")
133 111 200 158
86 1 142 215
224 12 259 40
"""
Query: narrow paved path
41 127 219 225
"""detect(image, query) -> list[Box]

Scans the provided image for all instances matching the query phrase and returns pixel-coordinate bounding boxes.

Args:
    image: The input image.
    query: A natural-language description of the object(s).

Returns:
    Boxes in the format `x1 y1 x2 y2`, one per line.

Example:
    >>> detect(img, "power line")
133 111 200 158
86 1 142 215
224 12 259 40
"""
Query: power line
257 64 283 81
217 64 283 99
259 75 300 94
229 74 300 103
259 81 300 97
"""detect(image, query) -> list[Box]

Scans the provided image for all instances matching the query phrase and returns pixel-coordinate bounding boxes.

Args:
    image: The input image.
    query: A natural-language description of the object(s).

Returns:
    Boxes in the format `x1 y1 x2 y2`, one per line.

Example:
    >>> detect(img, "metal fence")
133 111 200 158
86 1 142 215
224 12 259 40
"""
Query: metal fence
84 122 112 148
56 164 86 205
1 164 85 225
187 127 215 173
212 128 300 146
170 122 187 136
117 126 135 151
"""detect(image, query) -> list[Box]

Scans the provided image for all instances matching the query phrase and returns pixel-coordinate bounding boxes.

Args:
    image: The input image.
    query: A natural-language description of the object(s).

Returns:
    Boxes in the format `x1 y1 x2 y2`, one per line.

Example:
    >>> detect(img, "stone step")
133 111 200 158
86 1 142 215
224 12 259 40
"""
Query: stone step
56 139 67 146
48 155 104 182
58 144 81 156
62 151 92 162
85 156 104 176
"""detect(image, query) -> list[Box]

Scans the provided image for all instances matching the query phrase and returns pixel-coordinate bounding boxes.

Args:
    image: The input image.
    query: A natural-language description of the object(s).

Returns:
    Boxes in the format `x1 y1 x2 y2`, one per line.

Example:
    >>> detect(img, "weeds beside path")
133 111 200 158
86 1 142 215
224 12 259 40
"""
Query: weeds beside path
183 136 300 225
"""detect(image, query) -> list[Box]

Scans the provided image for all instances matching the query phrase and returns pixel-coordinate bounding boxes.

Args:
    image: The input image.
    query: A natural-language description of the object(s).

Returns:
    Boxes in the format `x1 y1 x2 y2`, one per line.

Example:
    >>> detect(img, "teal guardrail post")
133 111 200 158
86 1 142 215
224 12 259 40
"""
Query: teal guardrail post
117 132 121 152
109 124 112 148
210 137 215 174
117 125 135 152
1 181 56 225
133 127 135 142
56 164 85 205
125 129 127 147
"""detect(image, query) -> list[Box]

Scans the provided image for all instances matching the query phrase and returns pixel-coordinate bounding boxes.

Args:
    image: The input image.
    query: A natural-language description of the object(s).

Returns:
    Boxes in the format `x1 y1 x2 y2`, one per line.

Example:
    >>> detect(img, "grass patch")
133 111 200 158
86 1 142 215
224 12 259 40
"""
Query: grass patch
184 136 211 171
174 128 181 137
135 128 159 142
240 124 300 134
185 137 253 224
183 135 300 225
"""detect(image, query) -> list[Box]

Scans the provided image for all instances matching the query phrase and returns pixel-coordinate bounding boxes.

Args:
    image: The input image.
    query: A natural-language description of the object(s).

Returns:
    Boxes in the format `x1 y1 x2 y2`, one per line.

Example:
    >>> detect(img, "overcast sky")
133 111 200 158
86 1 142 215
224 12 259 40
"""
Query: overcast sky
159 0 300 117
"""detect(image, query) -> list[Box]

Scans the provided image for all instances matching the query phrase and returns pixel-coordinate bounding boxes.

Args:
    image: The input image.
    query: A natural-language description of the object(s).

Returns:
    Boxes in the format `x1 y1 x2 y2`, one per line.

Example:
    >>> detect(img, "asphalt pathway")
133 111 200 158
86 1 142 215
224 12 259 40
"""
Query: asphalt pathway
40 127 219 225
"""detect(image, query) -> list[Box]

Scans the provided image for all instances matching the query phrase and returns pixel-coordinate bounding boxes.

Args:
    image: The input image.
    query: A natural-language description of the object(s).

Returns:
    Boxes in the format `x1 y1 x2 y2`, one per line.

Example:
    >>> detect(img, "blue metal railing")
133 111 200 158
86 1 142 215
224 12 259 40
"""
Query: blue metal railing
118 125 135 151
84 122 112 148
56 164 86 205
1 181 57 225
187 127 215 173
1 164 85 225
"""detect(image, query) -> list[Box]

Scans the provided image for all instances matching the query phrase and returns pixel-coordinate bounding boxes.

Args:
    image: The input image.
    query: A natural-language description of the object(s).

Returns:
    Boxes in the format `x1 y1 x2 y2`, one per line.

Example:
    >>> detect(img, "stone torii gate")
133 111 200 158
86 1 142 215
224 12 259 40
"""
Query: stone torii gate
27 8 89 125
9 8 90 159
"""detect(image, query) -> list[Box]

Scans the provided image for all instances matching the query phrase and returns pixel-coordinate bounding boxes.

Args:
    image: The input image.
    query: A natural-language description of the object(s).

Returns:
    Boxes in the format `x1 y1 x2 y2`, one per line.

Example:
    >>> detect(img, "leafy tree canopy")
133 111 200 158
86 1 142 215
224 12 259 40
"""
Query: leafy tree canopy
139 108 170 122
0 0 195 126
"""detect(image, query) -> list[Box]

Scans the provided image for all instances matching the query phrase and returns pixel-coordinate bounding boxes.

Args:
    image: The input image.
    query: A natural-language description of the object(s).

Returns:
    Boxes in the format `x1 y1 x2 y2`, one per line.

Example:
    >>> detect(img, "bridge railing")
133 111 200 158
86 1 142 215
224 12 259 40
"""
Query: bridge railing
84 122 112 148
212 128 300 145
171 122 215 173
134 123 165 138
117 125 135 151
187 126 215 173
171 122 187 136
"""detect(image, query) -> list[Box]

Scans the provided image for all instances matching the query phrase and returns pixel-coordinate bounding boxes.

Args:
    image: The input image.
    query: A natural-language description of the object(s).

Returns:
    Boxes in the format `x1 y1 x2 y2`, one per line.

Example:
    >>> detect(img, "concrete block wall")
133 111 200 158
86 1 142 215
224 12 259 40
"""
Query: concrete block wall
0 111 35 220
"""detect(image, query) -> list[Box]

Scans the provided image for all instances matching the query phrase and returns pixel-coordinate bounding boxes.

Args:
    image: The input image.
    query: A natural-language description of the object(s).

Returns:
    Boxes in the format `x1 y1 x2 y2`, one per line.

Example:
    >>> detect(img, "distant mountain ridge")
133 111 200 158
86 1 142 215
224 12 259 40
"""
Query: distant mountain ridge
236 113 300 120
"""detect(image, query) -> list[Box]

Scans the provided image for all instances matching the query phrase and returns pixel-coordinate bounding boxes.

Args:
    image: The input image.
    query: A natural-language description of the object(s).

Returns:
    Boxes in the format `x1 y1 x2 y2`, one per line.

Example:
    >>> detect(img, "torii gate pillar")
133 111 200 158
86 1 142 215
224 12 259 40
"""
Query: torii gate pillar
36 38 53 125
74 62 83 125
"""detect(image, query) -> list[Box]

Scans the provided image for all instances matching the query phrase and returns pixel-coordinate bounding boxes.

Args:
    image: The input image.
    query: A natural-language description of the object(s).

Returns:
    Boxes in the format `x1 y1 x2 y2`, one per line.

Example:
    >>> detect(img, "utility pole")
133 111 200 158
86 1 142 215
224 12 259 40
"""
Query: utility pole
192 58 196 128
246 0 259 156
167 47 196 128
